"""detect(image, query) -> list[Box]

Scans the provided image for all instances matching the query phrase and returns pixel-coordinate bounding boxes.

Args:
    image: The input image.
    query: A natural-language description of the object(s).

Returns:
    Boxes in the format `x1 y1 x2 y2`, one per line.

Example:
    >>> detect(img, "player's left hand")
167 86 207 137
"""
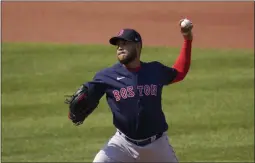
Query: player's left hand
64 85 99 126
179 18 193 40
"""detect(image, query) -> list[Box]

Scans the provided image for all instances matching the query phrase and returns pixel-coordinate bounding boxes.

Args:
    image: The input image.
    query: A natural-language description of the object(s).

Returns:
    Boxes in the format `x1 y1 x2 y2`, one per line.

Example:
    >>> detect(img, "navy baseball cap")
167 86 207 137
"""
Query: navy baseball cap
109 29 142 45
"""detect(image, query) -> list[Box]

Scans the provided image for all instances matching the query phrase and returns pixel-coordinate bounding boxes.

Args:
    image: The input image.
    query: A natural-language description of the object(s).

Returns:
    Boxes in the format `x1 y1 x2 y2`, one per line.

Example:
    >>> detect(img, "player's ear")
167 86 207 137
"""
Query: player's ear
136 42 142 50
136 42 142 55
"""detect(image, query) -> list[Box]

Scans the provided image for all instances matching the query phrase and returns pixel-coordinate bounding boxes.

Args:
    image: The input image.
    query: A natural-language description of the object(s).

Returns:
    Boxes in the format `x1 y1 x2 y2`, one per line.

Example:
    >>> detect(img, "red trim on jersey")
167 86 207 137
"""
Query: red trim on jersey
127 66 141 72
171 39 192 83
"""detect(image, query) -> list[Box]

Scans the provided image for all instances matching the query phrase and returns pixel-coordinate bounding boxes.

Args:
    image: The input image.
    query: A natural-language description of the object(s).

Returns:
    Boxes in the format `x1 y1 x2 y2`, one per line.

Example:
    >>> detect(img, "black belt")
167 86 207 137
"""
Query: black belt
118 131 163 147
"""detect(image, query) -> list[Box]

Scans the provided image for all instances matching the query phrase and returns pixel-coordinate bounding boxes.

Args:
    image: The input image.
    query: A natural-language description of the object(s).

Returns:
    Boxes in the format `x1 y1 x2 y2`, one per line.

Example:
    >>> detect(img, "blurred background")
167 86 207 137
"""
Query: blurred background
2 1 254 49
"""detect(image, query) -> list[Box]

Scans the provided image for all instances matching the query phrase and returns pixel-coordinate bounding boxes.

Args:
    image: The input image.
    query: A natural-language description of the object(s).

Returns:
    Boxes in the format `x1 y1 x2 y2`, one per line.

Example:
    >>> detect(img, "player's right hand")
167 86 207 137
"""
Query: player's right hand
179 18 193 40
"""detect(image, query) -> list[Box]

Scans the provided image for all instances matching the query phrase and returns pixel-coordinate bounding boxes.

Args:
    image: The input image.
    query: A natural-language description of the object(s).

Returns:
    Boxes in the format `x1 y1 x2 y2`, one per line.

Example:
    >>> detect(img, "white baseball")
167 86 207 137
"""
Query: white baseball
181 19 191 28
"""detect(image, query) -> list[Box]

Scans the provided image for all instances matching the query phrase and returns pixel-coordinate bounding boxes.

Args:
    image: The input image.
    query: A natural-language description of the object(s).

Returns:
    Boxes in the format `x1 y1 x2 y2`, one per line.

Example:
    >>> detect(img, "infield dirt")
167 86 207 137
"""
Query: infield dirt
2 2 254 49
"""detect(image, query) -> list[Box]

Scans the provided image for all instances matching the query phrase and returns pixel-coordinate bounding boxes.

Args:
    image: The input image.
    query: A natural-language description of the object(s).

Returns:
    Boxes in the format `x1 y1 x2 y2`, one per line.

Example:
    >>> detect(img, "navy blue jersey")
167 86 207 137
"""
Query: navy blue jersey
85 61 177 139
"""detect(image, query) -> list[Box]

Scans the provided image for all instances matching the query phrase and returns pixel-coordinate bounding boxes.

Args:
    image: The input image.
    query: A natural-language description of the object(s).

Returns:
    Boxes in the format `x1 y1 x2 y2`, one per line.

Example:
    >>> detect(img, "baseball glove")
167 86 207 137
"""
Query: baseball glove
64 84 99 126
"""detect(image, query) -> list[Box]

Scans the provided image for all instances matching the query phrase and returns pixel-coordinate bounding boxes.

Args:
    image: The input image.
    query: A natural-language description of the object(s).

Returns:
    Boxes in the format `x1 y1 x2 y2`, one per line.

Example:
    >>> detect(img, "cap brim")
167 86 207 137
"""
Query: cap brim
109 36 132 45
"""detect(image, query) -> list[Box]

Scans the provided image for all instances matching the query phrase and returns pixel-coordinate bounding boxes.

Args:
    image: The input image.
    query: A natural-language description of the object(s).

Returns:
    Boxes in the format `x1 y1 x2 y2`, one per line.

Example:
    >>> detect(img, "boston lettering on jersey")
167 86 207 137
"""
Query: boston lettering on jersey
112 85 157 101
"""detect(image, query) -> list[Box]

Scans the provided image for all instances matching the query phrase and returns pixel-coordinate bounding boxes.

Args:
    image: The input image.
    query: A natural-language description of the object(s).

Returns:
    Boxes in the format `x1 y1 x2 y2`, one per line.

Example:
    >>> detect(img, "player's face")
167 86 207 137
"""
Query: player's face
116 40 139 65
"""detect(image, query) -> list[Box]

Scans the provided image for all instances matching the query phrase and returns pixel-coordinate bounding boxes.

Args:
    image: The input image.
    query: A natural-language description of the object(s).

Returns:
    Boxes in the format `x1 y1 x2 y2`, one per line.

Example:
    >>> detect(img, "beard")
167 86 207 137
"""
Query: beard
118 49 137 65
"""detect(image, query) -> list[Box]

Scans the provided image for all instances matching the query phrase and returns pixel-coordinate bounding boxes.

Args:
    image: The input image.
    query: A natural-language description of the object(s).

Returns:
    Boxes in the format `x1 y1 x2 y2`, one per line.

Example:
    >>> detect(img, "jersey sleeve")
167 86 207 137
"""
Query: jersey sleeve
84 71 108 103
155 62 178 85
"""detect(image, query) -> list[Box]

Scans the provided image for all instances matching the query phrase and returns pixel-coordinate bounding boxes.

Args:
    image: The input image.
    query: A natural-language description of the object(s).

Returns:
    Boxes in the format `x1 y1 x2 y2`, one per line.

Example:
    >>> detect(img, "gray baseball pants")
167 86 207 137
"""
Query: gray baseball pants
93 130 178 162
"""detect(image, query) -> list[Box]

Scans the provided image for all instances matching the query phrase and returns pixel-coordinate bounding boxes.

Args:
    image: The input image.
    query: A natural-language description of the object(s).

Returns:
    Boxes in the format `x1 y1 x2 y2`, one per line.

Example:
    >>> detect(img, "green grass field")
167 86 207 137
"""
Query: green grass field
2 42 254 162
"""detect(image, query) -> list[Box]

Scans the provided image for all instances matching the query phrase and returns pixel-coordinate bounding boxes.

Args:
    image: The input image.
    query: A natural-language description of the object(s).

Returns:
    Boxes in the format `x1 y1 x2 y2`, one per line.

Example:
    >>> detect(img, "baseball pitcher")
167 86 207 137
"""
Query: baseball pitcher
65 18 193 162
